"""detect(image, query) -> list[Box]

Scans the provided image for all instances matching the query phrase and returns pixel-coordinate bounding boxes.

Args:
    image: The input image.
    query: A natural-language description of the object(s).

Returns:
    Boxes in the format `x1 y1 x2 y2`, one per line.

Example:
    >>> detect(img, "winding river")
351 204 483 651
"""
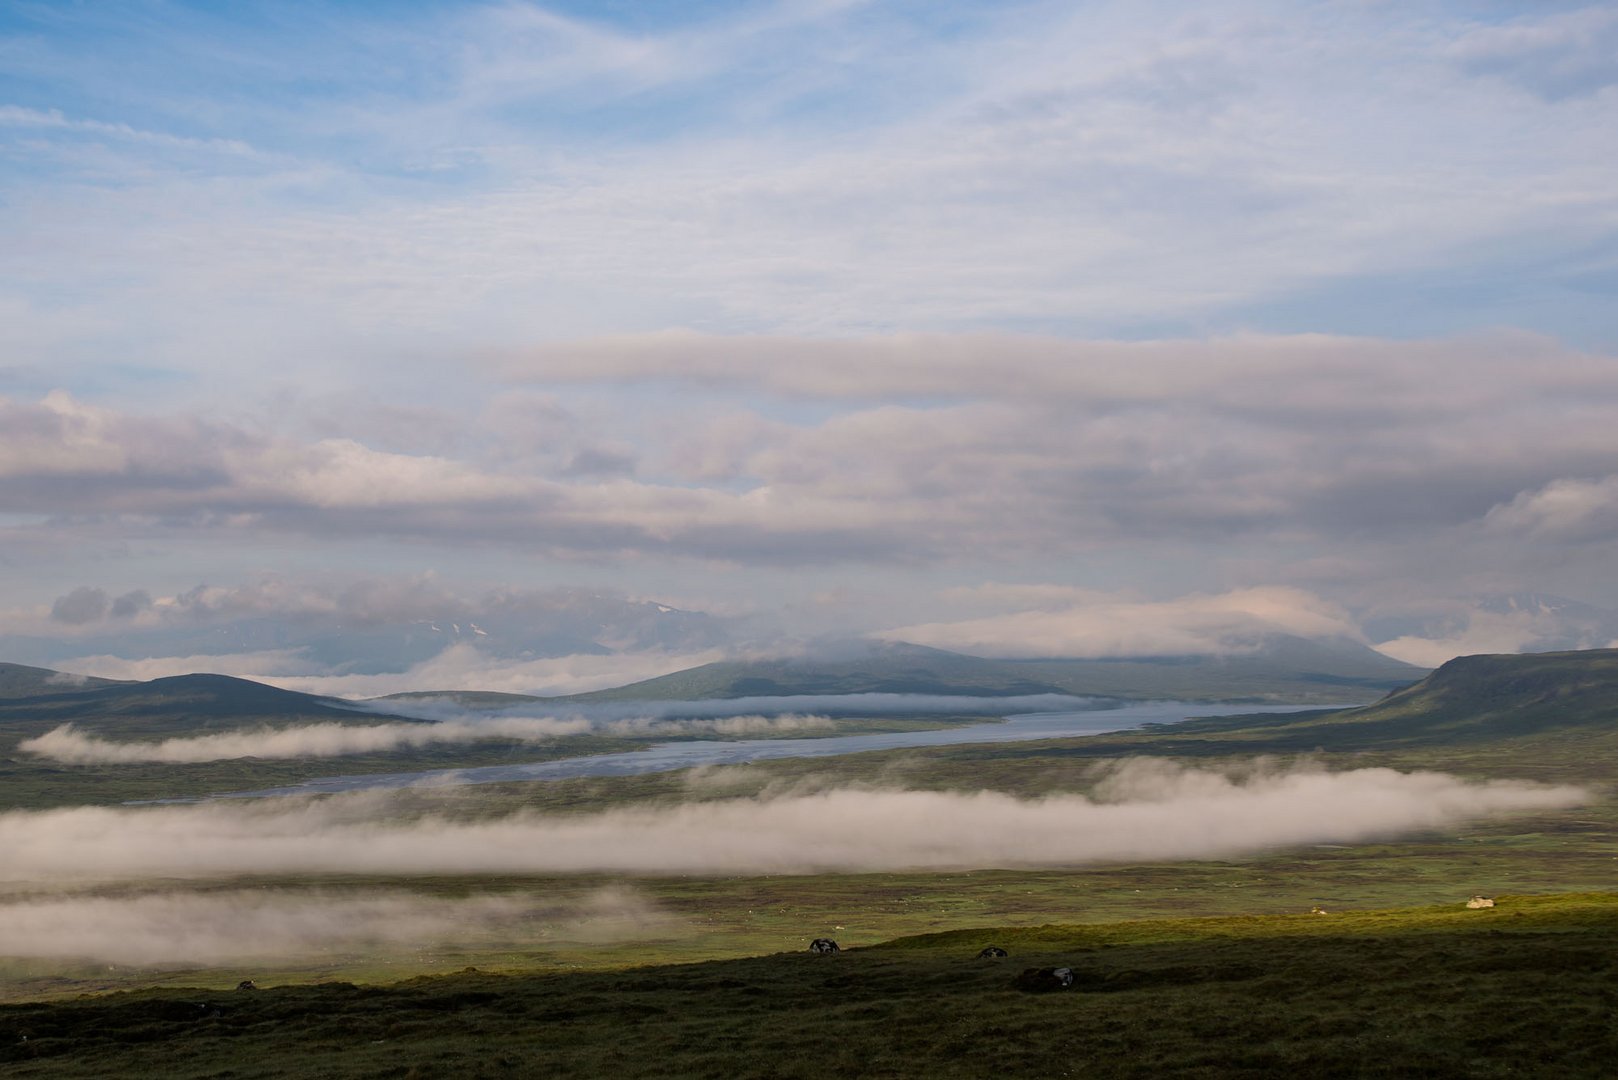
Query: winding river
230 699 1329 799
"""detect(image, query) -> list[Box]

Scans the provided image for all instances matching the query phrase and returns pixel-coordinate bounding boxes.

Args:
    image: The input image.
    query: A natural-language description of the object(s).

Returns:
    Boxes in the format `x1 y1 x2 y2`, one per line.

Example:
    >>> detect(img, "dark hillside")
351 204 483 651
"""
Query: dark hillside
561 637 1423 705
0 672 406 740
0 663 123 699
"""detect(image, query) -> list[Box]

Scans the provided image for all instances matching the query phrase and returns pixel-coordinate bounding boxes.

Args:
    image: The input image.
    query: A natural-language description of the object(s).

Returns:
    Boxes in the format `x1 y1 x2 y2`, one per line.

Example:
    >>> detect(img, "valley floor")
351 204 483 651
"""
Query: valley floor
4 892 1615 1079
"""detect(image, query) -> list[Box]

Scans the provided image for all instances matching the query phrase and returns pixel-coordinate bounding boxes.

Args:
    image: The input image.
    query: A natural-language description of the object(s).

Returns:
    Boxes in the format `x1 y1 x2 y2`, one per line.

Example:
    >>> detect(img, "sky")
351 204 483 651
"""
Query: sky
3 0 1618 693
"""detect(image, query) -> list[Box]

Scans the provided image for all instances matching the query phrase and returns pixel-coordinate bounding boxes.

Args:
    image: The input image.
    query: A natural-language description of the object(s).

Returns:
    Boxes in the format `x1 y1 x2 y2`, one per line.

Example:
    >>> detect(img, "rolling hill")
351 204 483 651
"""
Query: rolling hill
0 662 124 699
554 637 1424 704
0 670 406 740
1157 646 1618 751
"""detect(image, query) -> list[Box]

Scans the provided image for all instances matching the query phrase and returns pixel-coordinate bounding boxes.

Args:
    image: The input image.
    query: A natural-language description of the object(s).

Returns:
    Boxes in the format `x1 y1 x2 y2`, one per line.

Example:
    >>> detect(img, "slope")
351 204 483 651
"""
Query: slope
0 671 404 741
0 663 123 699
560 637 1423 704
1157 646 1618 751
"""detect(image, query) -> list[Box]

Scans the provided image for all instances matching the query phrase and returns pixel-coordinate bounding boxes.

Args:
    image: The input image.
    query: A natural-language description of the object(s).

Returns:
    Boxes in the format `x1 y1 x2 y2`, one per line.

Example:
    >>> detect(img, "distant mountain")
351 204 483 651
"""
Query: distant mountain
0 662 124 698
0 670 401 740
559 642 1072 702
558 637 1424 704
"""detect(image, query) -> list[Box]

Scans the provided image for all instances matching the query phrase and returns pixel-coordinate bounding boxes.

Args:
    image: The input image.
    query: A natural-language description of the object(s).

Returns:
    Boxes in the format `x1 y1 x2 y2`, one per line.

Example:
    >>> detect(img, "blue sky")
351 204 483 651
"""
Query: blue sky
3 1 1618 691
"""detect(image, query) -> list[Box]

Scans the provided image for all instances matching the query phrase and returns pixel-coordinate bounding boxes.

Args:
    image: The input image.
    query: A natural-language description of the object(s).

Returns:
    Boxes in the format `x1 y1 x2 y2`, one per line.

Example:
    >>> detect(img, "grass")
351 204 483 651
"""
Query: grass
3 892 1615 1078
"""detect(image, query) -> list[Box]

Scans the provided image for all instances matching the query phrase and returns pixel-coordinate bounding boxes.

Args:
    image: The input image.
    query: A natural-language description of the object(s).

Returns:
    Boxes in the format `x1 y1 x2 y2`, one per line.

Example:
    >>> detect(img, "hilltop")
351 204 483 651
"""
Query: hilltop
554 636 1422 705
0 669 409 743
0 663 124 699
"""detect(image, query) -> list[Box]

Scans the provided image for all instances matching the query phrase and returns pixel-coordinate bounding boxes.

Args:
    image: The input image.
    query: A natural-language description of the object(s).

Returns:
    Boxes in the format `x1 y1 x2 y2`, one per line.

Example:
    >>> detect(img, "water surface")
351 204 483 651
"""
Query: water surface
230 699 1328 799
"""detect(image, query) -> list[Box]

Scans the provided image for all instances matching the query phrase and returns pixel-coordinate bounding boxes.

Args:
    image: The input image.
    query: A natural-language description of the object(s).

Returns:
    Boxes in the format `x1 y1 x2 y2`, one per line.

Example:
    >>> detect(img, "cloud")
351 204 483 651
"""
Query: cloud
17 716 593 765
1450 7 1618 101
50 586 108 625
262 644 733 698
0 762 1585 883
5 325 1618 582
54 645 730 699
50 650 316 683
19 712 840 765
0 104 259 156
13 0 1617 366
877 587 1363 658
1484 476 1618 541
0 886 666 966
1369 594 1618 667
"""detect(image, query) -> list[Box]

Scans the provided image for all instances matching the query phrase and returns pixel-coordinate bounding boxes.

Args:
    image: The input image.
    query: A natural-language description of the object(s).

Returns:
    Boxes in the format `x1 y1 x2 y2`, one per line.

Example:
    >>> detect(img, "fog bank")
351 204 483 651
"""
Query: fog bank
20 714 837 765
18 717 590 764
0 761 1585 882
0 887 665 965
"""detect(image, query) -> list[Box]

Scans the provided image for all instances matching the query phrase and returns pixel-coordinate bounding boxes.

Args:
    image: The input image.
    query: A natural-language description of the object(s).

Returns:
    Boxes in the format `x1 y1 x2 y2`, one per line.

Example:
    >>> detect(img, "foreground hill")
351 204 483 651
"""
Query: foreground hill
1160 646 1618 751
3 893 1614 1079
558 637 1423 704
0 670 403 740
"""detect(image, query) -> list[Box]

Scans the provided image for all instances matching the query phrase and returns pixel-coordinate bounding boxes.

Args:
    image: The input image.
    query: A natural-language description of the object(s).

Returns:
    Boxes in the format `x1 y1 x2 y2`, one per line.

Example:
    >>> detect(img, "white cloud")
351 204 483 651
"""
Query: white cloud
17 716 591 764
878 586 1363 658
0 886 666 965
266 644 731 698
0 762 1584 883
50 642 729 699
18 712 839 764
53 650 314 682
1484 476 1618 540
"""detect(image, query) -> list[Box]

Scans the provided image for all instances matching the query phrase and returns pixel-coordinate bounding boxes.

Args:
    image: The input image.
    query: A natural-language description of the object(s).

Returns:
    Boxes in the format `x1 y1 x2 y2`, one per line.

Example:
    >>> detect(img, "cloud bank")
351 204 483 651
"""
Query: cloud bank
877 586 1364 658
0 887 665 966
19 713 836 765
0 762 1584 883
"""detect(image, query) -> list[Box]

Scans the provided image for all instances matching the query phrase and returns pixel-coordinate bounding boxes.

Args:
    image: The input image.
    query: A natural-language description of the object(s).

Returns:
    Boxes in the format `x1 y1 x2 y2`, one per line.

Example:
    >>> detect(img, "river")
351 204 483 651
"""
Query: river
229 699 1330 799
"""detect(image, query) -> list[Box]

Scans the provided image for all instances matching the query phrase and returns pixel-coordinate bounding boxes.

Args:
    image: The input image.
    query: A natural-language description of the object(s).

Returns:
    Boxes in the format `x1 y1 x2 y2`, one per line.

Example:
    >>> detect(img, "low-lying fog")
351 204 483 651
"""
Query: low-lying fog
0 758 1589 968
18 693 1097 764
20 713 836 764
0 887 665 966
3 761 1584 882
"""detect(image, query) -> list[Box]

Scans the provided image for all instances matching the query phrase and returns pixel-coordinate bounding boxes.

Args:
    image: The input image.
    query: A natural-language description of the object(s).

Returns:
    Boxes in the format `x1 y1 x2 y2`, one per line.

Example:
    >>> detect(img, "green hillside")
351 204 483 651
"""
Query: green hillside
1159 647 1618 751
3 893 1614 1079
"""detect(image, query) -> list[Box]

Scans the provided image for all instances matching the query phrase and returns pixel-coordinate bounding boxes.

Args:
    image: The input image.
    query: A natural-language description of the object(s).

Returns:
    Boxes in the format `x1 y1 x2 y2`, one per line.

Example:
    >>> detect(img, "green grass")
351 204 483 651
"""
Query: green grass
3 892 1615 1079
